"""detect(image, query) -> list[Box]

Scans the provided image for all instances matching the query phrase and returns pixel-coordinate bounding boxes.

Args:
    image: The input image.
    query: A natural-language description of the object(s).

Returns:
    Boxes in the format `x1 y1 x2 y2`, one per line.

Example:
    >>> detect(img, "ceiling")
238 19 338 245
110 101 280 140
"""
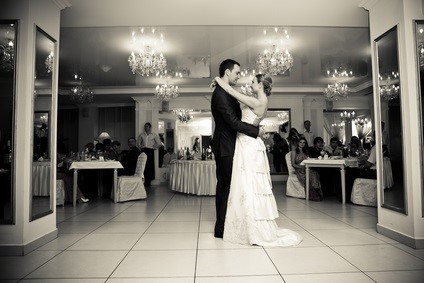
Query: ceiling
57 0 372 105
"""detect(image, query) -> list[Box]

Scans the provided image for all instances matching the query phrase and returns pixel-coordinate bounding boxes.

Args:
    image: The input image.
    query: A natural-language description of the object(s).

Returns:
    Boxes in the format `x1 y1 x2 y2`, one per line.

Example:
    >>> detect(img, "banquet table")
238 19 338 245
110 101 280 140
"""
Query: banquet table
301 158 359 204
32 161 51 196
69 160 123 206
169 160 216 195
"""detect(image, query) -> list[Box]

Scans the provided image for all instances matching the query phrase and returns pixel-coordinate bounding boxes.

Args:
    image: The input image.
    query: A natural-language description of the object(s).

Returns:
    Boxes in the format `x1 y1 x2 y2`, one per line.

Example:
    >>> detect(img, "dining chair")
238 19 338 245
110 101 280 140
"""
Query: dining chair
116 152 147 202
285 152 306 199
351 178 377 206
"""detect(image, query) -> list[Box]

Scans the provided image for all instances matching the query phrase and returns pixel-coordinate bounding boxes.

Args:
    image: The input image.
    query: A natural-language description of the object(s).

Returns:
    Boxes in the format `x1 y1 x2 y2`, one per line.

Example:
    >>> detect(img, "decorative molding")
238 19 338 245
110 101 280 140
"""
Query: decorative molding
52 0 72 10
358 0 379 11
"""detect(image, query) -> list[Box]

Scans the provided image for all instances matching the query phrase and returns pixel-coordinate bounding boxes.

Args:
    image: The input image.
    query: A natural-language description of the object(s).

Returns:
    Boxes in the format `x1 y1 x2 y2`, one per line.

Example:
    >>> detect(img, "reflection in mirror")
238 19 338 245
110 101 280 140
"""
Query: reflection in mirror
260 109 290 174
415 21 424 216
375 26 406 213
0 21 17 224
31 27 55 221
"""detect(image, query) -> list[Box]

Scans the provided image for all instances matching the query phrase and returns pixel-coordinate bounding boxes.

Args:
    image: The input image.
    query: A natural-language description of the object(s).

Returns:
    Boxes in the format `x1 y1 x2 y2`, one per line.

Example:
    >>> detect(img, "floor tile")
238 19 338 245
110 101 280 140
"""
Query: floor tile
37 234 86 251
107 278 194 283
365 270 424 283
133 232 198 250
196 275 284 282
67 233 140 250
333 244 424 271
336 216 378 229
57 221 105 234
294 217 353 230
26 251 126 278
267 247 358 274
111 250 196 277
196 249 278 276
0 251 60 280
93 221 151 233
309 229 385 246
282 272 375 283
146 221 199 233
110 212 159 222
21 279 106 282
392 243 424 260
197 233 259 250
155 212 200 222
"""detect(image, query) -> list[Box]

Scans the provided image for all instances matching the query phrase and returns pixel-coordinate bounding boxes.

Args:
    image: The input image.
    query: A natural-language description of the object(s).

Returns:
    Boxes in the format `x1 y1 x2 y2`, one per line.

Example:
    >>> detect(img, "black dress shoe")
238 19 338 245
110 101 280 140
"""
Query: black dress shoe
214 234 223 239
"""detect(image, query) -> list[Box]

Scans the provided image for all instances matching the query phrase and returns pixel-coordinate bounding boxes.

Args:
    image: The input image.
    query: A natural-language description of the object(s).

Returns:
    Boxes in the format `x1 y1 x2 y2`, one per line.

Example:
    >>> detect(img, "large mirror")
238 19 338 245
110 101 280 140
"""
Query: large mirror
0 21 17 224
415 21 424 216
159 108 291 175
375 26 406 213
31 27 55 221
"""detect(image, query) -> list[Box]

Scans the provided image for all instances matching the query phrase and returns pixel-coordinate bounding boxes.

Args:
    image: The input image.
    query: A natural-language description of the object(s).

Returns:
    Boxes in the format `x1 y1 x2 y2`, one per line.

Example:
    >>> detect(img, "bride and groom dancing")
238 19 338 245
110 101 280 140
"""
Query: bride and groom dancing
211 59 302 246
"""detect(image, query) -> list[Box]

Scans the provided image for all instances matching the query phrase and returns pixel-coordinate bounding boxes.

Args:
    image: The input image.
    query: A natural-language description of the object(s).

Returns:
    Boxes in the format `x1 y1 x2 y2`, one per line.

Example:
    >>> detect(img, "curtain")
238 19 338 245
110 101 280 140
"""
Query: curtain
98 106 135 144
57 108 79 153
323 114 345 144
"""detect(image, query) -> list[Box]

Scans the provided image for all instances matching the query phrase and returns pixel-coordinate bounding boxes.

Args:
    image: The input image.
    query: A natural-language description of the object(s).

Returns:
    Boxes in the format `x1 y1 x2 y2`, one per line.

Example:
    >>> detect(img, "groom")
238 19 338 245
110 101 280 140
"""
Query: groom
211 59 261 238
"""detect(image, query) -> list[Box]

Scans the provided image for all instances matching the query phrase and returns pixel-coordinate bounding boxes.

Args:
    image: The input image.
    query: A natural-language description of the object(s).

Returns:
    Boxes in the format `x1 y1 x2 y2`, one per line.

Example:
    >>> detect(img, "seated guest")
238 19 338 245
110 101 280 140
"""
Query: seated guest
308 137 335 196
324 137 343 157
271 133 289 172
85 142 95 154
345 143 377 202
102 138 112 159
291 137 323 201
347 136 364 157
162 147 177 167
109 140 123 161
308 137 330 158
95 142 104 155
120 137 141 176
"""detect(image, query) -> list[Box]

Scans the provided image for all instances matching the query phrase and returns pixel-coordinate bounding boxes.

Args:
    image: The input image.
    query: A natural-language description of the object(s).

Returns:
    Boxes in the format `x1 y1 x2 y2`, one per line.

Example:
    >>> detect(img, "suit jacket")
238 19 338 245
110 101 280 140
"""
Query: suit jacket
211 84 259 157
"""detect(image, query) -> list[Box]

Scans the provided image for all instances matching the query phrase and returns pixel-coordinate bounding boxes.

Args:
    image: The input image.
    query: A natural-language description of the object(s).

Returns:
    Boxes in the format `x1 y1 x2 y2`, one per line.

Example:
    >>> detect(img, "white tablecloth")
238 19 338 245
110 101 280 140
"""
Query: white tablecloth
69 160 123 170
32 161 51 196
169 160 216 195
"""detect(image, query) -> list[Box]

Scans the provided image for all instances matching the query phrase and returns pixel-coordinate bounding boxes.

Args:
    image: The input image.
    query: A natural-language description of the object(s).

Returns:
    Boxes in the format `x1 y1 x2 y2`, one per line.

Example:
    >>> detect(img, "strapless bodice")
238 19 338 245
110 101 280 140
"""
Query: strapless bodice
241 106 262 126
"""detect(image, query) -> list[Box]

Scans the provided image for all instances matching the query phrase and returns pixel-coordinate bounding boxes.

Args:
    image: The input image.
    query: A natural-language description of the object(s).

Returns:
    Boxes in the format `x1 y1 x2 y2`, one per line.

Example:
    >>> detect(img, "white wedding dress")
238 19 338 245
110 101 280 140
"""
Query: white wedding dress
223 106 302 247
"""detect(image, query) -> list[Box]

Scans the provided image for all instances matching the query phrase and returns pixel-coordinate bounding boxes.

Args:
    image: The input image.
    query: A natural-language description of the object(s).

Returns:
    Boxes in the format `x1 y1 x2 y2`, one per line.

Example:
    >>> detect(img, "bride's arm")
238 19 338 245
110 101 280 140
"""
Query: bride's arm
214 77 261 109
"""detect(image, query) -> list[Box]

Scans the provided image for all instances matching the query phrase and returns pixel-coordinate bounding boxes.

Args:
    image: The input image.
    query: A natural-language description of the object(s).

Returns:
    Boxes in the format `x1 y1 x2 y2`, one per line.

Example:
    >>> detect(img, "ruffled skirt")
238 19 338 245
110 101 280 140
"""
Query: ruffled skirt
223 133 302 247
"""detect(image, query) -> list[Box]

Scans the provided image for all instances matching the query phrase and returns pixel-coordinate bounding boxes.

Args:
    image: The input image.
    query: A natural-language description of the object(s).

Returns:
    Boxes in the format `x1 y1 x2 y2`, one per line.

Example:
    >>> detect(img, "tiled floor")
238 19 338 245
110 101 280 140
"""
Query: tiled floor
2 182 424 282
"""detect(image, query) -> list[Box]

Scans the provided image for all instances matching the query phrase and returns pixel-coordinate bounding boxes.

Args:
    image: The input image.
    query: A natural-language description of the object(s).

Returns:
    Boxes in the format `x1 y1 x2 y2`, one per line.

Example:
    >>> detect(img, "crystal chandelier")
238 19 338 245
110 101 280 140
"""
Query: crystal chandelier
128 27 167 76
256 28 293 75
45 51 54 73
323 82 349 101
0 38 14 72
379 84 399 101
354 118 369 127
324 64 354 78
173 109 193 123
378 71 399 101
256 45 293 75
277 112 289 124
70 75 94 104
155 83 179 101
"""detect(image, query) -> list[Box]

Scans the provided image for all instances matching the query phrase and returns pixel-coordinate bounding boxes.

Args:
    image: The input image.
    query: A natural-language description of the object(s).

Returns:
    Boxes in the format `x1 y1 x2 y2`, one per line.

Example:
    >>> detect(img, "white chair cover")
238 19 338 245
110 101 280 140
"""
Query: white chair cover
351 178 377 206
56 179 65 206
116 152 147 202
285 152 305 198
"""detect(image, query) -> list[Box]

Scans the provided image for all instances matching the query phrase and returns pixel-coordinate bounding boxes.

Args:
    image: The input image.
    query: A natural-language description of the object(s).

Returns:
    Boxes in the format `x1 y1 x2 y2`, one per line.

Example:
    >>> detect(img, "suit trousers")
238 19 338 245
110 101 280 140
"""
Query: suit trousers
214 155 234 237
141 148 154 186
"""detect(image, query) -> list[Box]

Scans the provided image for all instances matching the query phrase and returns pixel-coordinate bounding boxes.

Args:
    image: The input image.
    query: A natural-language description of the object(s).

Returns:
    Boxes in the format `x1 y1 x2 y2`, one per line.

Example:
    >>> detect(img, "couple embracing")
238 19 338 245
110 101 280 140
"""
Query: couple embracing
211 59 302 247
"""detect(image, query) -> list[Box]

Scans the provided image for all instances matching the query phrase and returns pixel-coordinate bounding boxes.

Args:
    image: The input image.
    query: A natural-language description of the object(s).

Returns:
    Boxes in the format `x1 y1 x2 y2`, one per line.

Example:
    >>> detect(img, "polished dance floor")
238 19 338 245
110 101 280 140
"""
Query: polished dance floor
1 182 423 282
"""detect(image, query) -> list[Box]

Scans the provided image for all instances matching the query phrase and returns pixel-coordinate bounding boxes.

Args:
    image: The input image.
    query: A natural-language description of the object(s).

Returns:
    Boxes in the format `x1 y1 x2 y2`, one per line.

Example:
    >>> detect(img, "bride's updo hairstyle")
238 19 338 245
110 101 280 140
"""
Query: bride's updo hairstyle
256 74 272 96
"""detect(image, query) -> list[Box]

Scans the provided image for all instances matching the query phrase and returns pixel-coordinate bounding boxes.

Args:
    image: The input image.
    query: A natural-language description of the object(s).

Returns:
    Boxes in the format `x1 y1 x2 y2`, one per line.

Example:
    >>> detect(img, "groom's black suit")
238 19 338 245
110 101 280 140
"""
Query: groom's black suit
211 84 259 238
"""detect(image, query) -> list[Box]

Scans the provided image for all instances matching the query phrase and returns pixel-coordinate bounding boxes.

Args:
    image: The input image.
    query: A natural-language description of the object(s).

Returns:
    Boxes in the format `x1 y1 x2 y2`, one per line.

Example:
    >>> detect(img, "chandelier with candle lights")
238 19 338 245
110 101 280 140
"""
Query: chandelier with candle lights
340 110 355 122
256 28 293 75
323 82 350 101
378 71 399 101
156 83 179 101
45 51 54 73
128 27 167 76
173 109 193 123
69 75 94 104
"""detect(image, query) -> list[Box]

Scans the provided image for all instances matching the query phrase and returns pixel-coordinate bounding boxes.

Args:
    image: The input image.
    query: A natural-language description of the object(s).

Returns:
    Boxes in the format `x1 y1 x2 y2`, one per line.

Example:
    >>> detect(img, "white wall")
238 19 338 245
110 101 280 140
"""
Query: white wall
0 0 61 253
365 0 424 248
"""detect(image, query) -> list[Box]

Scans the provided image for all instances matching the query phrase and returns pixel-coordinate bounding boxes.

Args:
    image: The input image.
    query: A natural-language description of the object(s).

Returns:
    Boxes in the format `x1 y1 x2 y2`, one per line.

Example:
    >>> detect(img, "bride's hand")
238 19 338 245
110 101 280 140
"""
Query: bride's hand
210 78 217 89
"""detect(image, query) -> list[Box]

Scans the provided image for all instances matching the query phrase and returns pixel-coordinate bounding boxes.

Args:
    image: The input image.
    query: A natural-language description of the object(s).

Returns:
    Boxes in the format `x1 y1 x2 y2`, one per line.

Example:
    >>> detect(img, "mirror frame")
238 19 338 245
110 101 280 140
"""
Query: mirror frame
414 20 424 217
0 20 18 225
30 26 56 221
375 25 407 214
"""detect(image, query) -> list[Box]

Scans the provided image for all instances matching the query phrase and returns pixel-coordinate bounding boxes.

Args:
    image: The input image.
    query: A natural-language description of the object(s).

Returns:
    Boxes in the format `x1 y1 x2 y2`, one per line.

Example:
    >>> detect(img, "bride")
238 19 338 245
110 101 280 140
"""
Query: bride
214 74 302 247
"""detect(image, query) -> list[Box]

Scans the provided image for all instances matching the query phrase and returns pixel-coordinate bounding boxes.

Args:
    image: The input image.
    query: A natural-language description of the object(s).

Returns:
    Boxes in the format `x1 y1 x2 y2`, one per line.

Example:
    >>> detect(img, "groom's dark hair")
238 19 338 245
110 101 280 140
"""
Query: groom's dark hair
219 59 240 78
